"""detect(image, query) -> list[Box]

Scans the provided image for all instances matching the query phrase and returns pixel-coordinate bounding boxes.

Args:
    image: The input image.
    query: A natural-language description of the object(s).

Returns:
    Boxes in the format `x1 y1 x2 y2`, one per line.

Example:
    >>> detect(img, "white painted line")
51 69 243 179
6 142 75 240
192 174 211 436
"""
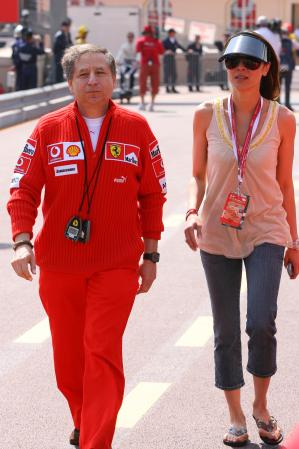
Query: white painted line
116 382 171 428
175 315 213 347
14 317 50 344
164 213 184 228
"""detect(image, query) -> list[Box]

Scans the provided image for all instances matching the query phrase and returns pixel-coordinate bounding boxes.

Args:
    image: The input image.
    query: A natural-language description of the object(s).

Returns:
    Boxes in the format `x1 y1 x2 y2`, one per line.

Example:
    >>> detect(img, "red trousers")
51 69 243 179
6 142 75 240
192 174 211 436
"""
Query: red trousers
39 268 139 449
139 63 160 96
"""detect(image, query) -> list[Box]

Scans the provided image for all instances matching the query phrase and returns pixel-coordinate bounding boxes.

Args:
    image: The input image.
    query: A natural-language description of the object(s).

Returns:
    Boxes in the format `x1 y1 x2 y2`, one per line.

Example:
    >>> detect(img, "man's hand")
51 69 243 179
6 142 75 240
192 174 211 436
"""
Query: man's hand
137 260 157 294
11 245 36 281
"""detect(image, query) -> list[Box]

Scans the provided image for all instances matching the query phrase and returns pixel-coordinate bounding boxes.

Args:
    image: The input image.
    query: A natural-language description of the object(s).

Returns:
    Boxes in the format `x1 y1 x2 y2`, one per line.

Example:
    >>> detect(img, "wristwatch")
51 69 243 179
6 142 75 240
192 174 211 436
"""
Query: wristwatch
12 240 33 251
143 252 160 263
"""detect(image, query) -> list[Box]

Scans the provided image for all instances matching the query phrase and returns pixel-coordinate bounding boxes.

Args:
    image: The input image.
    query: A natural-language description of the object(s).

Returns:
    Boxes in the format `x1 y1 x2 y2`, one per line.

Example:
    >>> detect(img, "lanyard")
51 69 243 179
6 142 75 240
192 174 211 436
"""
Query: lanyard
228 95 263 193
75 115 112 215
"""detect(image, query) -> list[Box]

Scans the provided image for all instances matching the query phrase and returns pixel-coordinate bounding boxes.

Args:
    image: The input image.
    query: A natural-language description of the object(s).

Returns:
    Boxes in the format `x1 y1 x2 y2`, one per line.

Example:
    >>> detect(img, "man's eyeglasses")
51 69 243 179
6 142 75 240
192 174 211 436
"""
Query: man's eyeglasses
224 56 263 71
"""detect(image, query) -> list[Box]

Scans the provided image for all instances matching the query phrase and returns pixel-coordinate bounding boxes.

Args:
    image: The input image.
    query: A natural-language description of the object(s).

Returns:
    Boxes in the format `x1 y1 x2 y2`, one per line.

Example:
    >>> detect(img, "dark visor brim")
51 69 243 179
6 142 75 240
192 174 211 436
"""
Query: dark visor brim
219 34 268 62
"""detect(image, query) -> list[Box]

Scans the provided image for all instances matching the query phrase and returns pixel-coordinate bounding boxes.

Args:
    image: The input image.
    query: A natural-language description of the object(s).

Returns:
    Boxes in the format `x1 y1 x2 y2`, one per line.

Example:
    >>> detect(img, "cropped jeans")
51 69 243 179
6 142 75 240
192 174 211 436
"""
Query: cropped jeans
200 243 284 390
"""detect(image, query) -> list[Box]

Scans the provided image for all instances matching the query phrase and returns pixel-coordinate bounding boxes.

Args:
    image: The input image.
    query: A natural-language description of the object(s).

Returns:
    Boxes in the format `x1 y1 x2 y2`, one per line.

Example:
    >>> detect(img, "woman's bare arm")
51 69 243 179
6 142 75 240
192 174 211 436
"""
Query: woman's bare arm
185 102 213 251
277 106 299 278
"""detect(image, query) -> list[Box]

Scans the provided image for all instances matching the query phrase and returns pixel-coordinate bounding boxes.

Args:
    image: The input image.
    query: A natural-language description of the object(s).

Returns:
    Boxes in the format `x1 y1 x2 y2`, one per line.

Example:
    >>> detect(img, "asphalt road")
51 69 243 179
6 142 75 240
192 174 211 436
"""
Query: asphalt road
0 86 298 449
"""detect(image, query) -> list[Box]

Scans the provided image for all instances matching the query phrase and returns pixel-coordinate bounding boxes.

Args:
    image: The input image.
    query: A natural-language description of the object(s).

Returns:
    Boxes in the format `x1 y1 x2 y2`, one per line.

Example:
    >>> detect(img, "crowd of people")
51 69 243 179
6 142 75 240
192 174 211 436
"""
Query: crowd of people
115 25 203 111
10 20 203 99
10 14 299 111
115 16 299 112
10 18 89 90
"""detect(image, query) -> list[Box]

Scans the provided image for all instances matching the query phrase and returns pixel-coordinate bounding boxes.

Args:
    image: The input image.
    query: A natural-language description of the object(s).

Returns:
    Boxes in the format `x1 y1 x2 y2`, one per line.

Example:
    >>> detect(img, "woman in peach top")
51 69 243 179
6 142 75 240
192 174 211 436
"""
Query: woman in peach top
185 31 299 447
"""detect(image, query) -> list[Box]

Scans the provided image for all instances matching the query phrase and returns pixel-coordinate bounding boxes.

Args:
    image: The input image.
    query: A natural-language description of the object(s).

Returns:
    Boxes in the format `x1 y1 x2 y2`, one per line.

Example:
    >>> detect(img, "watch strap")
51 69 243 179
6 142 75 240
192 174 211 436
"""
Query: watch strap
12 240 34 251
143 252 160 263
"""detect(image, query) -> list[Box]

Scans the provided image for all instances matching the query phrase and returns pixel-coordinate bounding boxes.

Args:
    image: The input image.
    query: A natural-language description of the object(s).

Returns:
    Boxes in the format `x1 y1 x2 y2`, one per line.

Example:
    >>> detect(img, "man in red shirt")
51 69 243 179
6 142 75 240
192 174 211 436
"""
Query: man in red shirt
136 25 164 111
7 44 166 449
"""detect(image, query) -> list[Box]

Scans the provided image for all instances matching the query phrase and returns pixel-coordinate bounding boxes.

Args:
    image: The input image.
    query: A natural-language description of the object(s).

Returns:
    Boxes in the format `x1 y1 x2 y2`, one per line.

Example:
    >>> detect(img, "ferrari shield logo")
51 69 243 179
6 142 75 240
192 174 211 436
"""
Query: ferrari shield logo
110 144 122 158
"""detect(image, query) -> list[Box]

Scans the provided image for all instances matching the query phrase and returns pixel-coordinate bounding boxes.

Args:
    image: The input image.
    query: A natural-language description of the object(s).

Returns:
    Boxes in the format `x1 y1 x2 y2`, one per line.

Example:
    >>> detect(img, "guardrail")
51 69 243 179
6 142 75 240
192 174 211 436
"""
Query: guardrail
0 81 139 130
0 83 72 129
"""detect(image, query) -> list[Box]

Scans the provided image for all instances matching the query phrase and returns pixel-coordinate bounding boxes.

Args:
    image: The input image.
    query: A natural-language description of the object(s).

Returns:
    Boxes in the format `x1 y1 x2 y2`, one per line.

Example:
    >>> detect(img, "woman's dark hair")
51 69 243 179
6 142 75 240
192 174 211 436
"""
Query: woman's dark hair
224 30 280 100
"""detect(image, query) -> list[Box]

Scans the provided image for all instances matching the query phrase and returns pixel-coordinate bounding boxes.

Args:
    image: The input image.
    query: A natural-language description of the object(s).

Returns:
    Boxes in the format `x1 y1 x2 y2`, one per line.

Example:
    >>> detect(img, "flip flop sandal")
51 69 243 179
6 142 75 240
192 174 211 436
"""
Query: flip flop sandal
223 426 249 447
253 415 284 445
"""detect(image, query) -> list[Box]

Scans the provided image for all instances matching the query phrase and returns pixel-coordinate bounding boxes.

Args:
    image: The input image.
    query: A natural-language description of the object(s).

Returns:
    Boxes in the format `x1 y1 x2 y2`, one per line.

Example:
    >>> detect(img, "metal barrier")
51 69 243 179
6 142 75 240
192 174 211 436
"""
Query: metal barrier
201 58 228 87
0 78 139 130
0 83 72 129
158 52 229 88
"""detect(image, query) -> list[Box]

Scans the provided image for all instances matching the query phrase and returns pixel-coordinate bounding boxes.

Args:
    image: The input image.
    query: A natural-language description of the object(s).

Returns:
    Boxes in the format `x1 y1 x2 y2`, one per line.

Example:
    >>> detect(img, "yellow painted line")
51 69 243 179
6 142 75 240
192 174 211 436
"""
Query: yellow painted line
14 317 50 344
163 213 185 228
116 382 171 428
175 316 213 347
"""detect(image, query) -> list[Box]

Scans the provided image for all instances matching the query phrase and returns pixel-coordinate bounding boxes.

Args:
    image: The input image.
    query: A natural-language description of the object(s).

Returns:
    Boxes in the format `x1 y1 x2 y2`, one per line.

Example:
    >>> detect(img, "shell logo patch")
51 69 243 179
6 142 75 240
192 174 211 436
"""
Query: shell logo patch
66 145 81 157
110 144 122 158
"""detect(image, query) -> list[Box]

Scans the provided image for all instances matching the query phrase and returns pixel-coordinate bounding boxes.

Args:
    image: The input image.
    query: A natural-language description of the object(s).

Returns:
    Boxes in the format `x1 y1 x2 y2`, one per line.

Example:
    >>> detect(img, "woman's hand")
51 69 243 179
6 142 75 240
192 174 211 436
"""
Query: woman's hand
284 248 299 279
184 214 202 251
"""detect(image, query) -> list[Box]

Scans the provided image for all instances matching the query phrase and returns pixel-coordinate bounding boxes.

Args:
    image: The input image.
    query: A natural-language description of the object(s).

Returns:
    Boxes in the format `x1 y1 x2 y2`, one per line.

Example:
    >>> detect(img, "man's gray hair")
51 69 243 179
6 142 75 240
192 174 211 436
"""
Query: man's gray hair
61 44 116 80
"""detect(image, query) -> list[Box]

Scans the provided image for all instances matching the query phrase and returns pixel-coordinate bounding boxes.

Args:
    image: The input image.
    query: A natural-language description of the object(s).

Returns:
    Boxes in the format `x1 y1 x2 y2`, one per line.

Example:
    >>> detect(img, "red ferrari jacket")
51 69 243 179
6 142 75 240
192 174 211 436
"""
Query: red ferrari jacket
136 36 164 66
7 100 166 272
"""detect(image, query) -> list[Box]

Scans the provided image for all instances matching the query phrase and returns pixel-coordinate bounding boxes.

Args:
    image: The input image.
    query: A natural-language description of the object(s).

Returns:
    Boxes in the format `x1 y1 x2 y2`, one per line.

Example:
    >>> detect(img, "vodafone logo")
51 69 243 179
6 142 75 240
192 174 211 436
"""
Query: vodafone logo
14 156 31 174
50 146 61 158
152 158 165 178
47 143 63 164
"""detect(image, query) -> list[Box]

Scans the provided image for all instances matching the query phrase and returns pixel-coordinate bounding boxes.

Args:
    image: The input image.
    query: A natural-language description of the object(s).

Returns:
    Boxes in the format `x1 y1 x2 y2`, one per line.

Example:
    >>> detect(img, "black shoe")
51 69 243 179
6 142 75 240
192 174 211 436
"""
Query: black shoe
196 85 200 92
166 86 171 93
70 428 80 446
172 86 179 93
188 85 193 92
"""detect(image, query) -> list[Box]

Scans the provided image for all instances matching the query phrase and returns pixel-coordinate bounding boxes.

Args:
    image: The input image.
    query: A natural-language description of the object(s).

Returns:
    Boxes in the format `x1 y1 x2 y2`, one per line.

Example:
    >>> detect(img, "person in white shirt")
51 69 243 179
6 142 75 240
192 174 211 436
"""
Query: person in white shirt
116 32 137 93
255 16 281 58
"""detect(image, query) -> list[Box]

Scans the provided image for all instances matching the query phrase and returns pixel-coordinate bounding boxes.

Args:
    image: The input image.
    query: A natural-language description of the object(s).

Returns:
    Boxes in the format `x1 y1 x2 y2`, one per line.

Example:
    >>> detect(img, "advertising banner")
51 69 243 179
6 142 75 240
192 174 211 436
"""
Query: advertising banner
189 21 216 44
164 16 185 34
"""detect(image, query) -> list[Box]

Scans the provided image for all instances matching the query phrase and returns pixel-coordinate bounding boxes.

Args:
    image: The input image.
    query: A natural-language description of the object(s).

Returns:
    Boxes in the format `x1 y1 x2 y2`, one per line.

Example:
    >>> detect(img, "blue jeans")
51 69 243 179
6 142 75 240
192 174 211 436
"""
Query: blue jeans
200 243 284 390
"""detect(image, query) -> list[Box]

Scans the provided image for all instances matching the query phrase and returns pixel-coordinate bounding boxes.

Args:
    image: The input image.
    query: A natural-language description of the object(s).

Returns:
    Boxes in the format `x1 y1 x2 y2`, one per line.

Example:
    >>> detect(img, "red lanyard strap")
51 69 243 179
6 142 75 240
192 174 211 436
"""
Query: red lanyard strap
228 95 263 191
76 116 112 215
